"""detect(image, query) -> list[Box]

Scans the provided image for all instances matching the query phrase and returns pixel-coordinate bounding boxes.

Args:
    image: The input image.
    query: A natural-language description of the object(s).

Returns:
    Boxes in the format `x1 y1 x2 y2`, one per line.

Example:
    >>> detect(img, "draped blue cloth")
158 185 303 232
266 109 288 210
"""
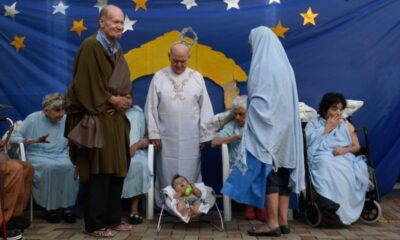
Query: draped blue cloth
305 117 371 225
239 26 305 194
122 106 153 198
222 26 305 207
10 111 78 210
221 151 271 208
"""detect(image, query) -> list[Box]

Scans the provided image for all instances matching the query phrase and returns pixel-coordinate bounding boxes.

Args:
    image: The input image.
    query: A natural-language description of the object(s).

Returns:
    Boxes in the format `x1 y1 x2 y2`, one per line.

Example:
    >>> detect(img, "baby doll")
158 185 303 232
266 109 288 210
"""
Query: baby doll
171 174 202 217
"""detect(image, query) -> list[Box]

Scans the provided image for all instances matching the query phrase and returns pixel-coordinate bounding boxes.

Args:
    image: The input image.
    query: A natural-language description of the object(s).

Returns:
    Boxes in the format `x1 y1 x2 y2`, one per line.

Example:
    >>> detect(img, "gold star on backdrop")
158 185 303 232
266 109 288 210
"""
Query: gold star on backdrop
70 19 87 37
133 0 148 11
10 35 26 53
271 20 289 38
300 7 319 26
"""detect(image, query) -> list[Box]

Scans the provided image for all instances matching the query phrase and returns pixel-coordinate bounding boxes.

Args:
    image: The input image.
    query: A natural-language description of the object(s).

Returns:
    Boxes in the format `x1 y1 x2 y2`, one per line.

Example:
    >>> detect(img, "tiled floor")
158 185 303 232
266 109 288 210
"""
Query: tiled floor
21 193 400 239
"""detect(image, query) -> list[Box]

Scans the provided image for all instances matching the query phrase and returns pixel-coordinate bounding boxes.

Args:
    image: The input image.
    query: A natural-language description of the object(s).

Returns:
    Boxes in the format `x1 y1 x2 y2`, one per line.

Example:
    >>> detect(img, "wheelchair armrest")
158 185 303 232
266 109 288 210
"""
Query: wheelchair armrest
8 142 27 162
221 143 232 221
146 143 155 220
221 144 230 181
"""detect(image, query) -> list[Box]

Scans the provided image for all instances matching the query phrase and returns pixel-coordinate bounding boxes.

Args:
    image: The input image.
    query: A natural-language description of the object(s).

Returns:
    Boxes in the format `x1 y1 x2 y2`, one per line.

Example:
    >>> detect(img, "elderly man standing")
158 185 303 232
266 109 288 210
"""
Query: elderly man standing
65 4 132 238
145 42 214 207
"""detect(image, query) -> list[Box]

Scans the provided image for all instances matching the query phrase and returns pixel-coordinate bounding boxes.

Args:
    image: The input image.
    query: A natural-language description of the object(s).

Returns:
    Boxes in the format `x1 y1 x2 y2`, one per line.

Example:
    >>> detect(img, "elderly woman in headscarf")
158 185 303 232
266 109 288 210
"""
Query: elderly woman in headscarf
221 26 305 237
212 95 267 221
10 93 78 224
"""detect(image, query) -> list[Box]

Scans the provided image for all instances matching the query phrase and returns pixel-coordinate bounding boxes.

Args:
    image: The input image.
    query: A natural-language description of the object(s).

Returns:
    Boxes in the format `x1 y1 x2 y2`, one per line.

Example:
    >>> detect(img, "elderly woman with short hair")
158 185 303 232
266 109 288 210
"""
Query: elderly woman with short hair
212 95 267 221
10 93 78 224
305 92 370 225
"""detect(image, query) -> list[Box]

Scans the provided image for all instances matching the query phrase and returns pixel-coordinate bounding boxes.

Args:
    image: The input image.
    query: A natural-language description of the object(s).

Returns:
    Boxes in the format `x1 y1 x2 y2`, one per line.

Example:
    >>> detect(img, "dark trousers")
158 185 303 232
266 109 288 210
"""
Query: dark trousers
83 174 123 233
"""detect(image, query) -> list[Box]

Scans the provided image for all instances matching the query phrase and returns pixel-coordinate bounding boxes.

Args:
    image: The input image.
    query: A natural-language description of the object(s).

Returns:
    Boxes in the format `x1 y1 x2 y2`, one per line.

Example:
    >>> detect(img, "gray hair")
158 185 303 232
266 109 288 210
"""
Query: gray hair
231 95 247 110
99 5 124 22
42 93 65 110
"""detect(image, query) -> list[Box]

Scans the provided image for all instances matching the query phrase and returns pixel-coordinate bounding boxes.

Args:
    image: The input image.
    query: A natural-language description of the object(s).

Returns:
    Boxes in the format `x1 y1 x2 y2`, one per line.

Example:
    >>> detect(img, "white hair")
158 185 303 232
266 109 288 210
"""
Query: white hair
231 95 247 110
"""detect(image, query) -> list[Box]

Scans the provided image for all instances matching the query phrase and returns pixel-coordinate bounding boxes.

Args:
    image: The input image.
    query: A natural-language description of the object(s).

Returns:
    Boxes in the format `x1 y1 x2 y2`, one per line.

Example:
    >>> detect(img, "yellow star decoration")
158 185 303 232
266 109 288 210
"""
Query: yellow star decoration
70 19 87 37
300 7 319 26
271 20 289 39
133 0 148 11
10 35 26 53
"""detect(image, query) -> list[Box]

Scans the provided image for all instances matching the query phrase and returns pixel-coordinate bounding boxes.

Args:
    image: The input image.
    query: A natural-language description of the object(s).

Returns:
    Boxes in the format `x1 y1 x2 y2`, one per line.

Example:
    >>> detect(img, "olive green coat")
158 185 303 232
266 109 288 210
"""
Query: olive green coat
65 35 131 182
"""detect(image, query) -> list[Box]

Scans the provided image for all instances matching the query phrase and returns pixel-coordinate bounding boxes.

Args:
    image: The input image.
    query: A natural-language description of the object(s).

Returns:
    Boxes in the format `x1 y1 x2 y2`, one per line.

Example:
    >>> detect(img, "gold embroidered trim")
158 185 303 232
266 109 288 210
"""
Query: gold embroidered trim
163 69 194 101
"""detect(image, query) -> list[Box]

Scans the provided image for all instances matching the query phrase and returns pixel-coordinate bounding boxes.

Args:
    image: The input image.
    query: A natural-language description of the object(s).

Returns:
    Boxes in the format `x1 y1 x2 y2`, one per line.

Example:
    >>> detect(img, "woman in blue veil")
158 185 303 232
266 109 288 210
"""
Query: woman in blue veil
221 26 305 237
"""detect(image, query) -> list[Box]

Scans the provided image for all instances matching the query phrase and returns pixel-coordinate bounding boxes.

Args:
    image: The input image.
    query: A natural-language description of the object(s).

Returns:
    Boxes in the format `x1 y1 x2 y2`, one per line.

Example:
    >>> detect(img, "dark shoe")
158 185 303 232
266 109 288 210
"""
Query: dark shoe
62 209 76 223
128 214 143 225
247 226 281 237
45 210 61 223
0 228 23 240
6 216 31 230
280 225 290 234
322 210 339 221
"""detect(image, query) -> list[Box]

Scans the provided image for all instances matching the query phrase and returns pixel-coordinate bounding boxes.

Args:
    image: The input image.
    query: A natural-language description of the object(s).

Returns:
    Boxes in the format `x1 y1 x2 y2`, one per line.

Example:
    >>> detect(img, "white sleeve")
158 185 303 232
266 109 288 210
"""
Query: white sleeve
144 75 161 139
197 75 215 143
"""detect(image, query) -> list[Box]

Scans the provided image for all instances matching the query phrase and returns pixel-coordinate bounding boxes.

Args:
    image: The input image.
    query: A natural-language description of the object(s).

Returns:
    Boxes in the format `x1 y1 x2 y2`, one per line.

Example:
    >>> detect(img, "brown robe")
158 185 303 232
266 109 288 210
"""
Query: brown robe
0 160 34 225
65 34 131 182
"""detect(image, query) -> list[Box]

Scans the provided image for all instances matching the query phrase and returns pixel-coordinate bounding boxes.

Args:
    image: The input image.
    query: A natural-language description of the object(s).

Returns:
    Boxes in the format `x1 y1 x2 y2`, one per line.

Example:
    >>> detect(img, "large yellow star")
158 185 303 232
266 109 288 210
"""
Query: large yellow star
271 20 289 39
133 0 148 11
70 19 87 37
300 7 319 26
10 35 26 53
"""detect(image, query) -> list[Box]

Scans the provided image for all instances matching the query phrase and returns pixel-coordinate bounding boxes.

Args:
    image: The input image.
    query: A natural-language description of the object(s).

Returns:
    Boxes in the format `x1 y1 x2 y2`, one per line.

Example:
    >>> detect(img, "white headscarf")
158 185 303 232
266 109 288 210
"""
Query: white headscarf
240 26 305 194
42 93 64 110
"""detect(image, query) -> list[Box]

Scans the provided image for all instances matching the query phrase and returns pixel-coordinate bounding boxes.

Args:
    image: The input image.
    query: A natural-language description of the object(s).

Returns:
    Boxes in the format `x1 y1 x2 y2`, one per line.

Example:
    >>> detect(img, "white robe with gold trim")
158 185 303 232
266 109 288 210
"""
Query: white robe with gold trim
145 66 214 207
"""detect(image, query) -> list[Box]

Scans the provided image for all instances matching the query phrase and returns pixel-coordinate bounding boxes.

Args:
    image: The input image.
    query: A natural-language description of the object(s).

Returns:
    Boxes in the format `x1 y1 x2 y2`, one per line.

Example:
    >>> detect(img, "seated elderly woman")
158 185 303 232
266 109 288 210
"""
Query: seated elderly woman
305 92 371 225
10 93 79 223
211 95 267 221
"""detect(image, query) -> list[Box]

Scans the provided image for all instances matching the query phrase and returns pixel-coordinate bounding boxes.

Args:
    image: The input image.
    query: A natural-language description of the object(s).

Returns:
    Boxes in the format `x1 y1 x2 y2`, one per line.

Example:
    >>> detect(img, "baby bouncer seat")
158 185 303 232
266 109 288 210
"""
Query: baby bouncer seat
157 183 224 232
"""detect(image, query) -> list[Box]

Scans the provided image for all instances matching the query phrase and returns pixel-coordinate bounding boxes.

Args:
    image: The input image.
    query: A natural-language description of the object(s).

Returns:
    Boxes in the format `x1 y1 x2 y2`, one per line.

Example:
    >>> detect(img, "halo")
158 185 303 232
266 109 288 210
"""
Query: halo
180 27 198 46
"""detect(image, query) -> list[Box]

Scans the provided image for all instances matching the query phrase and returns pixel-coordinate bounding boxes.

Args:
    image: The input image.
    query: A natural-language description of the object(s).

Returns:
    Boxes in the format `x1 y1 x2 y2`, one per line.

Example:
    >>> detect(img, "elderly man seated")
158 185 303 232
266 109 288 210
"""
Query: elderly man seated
10 93 79 223
211 95 267 221
1 139 34 239
305 92 371 225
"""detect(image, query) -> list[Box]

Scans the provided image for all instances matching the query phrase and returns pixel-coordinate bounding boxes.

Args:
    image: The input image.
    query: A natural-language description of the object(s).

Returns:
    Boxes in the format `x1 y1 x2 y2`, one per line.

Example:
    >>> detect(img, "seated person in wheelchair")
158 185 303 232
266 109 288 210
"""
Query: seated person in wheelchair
305 92 371 225
9 93 79 224
211 95 267 221
172 174 202 217
0 139 34 238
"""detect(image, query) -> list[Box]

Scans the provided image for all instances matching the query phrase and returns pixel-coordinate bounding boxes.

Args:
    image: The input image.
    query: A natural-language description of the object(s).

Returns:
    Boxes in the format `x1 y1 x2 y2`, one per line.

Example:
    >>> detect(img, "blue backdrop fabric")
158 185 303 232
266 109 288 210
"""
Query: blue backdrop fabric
0 0 399 196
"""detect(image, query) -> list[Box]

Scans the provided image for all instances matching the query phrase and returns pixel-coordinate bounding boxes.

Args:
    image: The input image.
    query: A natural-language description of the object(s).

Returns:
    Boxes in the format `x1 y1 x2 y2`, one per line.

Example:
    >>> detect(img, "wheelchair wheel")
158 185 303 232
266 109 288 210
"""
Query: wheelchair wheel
360 199 381 224
305 203 322 227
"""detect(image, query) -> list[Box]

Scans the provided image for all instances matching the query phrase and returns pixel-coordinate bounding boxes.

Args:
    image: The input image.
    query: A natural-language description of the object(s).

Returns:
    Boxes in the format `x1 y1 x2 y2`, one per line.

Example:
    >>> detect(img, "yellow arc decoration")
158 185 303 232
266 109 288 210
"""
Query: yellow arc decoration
124 30 248 109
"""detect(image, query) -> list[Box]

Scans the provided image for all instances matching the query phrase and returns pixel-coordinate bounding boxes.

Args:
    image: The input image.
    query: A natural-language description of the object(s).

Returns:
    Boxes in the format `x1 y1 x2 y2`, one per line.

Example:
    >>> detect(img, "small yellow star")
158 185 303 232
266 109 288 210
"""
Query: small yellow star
70 19 87 37
271 20 289 39
133 0 148 11
10 35 26 53
300 7 319 26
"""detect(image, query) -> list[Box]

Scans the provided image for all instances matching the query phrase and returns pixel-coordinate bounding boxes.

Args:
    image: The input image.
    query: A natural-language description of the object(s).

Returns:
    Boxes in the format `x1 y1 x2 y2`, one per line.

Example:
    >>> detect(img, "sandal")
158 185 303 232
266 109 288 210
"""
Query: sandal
62 209 76 224
86 228 113 238
45 210 60 223
128 214 143 225
112 222 133 231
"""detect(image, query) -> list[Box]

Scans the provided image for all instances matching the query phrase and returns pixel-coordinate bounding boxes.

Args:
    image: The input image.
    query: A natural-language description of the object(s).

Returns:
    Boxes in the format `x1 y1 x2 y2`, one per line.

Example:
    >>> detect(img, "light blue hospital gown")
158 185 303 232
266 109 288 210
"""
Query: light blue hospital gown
122 107 153 198
10 111 78 210
305 117 370 225
216 120 244 166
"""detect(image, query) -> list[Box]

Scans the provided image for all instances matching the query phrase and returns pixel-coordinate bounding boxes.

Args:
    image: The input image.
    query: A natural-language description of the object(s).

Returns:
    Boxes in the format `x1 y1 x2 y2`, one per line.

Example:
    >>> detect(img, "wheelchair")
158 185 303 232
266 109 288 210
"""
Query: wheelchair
301 120 381 227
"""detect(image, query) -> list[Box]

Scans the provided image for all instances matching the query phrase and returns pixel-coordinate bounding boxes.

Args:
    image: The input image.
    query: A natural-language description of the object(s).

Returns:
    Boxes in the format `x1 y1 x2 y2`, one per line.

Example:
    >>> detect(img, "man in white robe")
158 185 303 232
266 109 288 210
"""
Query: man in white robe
145 42 214 207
